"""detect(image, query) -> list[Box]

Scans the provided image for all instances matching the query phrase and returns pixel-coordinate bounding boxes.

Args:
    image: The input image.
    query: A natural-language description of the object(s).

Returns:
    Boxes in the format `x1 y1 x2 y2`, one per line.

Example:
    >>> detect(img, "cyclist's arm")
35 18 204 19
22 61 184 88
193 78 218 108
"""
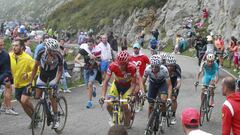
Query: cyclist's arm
175 78 181 90
166 78 172 99
101 74 111 98
30 60 40 83
56 65 63 83
129 75 136 95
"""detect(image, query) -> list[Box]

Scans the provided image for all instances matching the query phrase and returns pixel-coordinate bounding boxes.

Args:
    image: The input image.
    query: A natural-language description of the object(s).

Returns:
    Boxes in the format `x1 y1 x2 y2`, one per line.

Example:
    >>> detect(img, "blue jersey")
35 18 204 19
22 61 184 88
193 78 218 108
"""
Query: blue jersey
200 61 219 77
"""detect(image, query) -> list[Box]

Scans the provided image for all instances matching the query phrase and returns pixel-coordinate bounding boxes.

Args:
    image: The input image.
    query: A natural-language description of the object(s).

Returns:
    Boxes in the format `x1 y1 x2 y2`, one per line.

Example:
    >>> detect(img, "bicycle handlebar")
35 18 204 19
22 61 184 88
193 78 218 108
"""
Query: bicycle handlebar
197 83 216 88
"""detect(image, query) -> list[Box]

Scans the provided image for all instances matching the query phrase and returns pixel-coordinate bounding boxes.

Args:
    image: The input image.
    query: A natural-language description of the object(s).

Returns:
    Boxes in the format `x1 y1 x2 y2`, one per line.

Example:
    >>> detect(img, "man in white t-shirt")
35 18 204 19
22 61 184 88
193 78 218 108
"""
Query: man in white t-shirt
181 108 213 135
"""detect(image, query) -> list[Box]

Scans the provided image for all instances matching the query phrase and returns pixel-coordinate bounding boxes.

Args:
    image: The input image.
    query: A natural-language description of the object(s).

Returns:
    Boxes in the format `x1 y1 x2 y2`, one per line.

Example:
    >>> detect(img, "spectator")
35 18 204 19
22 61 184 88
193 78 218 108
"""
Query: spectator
97 35 112 84
202 8 209 21
221 76 240 135
195 35 206 66
152 29 159 40
120 34 128 51
181 108 213 135
34 34 49 59
108 126 128 135
24 37 33 57
214 35 224 67
59 39 71 93
228 36 237 68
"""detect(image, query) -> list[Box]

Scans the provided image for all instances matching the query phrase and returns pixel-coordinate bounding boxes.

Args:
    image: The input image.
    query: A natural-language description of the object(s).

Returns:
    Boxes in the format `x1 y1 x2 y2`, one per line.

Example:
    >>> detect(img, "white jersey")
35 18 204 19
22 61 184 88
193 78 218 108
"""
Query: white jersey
144 65 170 84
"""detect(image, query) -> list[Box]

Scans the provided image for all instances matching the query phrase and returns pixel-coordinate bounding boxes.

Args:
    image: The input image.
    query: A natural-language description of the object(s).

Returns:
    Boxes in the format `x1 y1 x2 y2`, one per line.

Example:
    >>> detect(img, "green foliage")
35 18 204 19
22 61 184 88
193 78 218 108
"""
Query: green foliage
46 0 167 31
4 37 12 52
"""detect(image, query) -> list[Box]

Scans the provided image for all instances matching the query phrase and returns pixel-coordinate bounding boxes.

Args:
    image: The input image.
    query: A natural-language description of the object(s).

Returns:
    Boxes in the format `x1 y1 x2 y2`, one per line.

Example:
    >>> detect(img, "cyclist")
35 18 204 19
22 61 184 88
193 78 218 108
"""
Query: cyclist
129 42 149 111
166 55 181 125
9 40 35 126
142 55 172 120
100 50 137 127
196 53 219 106
0 38 18 115
30 38 63 129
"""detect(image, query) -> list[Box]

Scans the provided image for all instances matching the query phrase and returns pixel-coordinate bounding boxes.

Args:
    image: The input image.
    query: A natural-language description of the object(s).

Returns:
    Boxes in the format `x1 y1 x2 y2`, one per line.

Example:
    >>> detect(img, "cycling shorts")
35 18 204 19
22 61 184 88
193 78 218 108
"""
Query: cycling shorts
15 86 31 101
36 76 57 89
202 75 216 86
148 81 168 103
108 80 131 100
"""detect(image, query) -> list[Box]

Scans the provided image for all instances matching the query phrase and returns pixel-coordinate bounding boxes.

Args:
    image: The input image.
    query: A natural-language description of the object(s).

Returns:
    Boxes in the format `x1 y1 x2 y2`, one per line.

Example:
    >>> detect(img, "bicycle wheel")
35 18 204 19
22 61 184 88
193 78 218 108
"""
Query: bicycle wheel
128 103 135 128
32 101 46 135
159 113 166 134
206 94 213 121
199 96 207 126
166 108 171 127
144 111 155 135
113 112 119 126
54 96 68 134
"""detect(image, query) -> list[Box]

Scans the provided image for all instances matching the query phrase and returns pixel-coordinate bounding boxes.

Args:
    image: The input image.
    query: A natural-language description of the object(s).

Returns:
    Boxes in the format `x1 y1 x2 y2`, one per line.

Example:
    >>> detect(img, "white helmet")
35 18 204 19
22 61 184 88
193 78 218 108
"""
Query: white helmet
150 55 161 66
160 52 168 60
166 55 176 65
45 38 59 51
206 53 215 61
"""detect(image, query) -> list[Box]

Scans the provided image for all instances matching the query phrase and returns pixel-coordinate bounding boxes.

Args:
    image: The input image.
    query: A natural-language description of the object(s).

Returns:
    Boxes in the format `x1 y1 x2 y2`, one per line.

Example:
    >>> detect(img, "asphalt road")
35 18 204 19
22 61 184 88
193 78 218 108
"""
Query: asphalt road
0 49 229 135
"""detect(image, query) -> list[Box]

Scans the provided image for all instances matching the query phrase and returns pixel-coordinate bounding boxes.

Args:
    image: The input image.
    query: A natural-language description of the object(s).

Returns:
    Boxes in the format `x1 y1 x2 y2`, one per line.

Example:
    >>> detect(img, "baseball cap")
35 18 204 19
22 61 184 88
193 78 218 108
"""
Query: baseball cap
181 108 200 126
133 42 141 49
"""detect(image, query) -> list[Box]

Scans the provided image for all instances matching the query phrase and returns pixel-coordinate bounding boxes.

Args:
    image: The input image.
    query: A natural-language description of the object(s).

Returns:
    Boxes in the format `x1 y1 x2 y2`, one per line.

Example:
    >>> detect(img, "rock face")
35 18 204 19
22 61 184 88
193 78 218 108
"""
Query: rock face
0 0 70 21
104 0 240 44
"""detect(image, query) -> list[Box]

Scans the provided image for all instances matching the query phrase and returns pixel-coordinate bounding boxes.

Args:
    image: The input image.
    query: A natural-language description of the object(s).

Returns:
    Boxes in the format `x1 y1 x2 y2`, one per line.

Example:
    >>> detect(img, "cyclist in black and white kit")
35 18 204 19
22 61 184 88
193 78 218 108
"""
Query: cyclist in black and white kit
30 38 63 129
142 55 172 121
166 55 182 125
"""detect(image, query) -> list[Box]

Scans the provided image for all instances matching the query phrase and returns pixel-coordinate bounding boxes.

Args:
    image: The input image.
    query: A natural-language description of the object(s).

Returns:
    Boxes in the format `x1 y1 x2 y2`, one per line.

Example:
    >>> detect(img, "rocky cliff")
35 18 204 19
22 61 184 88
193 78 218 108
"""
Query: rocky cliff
103 0 240 43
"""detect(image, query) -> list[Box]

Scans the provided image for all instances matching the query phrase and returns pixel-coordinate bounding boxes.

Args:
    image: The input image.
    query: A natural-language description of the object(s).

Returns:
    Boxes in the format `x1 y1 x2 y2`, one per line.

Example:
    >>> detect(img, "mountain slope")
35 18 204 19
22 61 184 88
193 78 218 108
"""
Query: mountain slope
46 0 167 30
0 0 70 20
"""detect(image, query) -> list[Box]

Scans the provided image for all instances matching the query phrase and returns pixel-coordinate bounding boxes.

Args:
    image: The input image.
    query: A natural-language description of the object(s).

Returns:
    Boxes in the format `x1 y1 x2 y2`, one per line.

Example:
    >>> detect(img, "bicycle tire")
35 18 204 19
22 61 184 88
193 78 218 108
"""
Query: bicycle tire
145 111 155 135
54 95 68 134
206 94 212 122
128 103 135 128
32 101 46 135
159 113 166 134
113 112 119 126
199 96 207 126
166 109 171 127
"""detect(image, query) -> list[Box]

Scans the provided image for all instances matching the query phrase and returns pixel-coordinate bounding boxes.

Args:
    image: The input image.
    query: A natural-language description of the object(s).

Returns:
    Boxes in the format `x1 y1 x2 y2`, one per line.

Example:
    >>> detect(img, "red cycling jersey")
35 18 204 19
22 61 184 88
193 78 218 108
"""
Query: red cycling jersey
107 61 136 86
129 54 150 77
222 92 240 135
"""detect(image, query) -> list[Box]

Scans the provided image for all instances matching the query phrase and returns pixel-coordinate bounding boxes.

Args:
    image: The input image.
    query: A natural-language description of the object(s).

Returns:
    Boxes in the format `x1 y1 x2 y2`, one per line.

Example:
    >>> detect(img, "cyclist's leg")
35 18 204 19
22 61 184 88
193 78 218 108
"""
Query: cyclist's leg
171 89 179 118
209 78 216 105
107 81 118 117
17 86 34 118
159 83 168 117
122 89 132 126
147 82 158 117
201 76 211 100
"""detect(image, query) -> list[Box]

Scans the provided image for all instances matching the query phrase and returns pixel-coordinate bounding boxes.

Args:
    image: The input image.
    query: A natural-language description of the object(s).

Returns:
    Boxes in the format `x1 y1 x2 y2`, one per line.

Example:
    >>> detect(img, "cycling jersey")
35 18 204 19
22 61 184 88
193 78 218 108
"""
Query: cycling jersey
0 50 12 84
169 64 182 88
200 61 218 85
130 54 150 77
36 48 63 83
9 52 35 88
144 65 170 84
107 61 136 93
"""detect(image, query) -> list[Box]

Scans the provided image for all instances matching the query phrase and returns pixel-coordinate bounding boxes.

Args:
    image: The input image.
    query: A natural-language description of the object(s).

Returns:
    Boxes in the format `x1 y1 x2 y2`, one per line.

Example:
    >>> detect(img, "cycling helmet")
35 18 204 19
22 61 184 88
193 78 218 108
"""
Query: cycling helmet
117 50 130 63
150 55 161 66
45 38 60 51
166 55 176 65
160 52 168 60
206 53 215 61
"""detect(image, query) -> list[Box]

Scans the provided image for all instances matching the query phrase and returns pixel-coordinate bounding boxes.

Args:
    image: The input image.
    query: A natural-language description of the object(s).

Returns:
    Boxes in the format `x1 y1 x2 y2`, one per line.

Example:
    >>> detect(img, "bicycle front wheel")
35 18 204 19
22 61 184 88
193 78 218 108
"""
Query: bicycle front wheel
128 103 135 128
206 95 213 121
144 111 155 135
54 96 68 134
199 96 207 126
32 101 46 135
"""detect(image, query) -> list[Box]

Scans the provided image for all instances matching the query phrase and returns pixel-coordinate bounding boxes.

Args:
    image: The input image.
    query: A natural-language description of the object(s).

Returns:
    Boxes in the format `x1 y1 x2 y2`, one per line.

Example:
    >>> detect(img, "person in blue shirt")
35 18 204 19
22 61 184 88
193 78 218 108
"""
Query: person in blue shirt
34 34 49 59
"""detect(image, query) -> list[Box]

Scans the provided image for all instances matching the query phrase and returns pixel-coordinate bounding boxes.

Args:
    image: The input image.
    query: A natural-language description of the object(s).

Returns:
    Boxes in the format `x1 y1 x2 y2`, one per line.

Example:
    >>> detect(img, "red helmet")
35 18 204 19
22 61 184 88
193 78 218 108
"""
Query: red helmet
117 50 129 64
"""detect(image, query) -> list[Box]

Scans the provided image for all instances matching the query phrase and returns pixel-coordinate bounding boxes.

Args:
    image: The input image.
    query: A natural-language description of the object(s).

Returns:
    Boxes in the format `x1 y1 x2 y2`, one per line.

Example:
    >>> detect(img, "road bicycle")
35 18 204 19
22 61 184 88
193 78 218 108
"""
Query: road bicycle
144 96 171 135
100 94 135 128
31 84 68 135
195 83 215 126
